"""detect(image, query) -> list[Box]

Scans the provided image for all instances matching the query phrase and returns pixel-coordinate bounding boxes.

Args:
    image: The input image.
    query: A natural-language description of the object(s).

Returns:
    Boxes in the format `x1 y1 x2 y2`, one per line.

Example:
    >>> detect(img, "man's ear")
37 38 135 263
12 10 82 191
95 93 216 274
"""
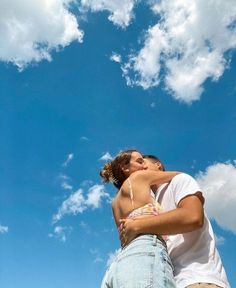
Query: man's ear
156 162 162 170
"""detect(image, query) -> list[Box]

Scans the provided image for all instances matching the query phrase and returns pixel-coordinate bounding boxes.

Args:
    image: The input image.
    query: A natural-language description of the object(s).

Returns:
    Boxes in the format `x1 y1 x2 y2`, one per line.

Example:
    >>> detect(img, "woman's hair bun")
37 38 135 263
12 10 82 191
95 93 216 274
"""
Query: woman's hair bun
100 162 112 182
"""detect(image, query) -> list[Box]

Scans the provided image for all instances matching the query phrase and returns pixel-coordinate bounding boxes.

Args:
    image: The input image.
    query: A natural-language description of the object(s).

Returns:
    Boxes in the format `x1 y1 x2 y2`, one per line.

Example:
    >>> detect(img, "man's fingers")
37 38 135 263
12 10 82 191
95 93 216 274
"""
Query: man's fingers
121 235 127 248
119 229 126 242
118 222 127 248
118 219 126 233
119 218 135 247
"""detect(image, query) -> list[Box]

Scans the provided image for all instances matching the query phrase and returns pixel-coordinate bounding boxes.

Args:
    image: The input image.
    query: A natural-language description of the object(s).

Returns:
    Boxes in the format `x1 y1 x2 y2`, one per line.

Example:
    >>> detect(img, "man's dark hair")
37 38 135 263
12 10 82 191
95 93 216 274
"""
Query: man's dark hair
143 154 165 171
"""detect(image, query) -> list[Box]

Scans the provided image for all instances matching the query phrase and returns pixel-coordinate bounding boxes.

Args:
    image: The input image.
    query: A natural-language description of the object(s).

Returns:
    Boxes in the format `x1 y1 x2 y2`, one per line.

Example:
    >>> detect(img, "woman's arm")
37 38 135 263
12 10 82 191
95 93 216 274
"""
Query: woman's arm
131 170 180 186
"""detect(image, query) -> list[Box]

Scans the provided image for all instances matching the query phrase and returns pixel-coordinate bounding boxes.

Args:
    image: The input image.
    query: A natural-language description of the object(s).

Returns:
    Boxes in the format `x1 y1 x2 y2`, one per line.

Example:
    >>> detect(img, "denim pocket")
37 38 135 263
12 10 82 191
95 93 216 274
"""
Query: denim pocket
116 251 155 288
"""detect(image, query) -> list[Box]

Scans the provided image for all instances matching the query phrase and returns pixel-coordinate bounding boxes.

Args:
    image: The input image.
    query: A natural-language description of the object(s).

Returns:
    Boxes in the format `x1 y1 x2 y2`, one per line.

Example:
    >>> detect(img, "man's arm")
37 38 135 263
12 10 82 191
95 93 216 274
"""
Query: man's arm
120 193 204 247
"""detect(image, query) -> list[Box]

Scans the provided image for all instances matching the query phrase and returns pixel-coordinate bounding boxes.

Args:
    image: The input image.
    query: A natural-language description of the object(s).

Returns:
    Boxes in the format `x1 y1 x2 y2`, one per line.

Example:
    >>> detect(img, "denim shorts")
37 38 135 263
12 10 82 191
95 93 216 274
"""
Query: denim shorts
101 235 176 288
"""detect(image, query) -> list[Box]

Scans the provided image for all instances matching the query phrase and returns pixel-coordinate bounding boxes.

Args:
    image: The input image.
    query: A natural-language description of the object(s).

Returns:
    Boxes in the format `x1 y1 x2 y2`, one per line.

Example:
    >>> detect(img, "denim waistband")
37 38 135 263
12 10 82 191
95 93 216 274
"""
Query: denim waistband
121 234 166 251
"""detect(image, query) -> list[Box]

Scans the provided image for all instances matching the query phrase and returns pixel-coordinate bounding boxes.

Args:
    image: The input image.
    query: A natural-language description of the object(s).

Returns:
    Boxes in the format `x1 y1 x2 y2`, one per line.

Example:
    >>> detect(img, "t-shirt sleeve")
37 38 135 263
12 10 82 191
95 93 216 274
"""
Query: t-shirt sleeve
170 173 204 205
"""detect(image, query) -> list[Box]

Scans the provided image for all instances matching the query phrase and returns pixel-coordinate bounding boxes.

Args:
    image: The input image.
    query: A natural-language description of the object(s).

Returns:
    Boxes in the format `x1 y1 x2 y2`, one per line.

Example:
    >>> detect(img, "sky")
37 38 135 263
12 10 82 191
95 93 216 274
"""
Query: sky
0 0 236 287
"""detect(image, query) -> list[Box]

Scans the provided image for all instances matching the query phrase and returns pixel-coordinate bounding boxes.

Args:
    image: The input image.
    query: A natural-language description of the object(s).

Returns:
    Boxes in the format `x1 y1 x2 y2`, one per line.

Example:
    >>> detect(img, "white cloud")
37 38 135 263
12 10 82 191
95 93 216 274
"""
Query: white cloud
86 184 111 208
110 52 121 63
0 224 9 234
99 152 113 161
196 161 236 234
80 0 137 28
0 0 83 70
48 225 72 242
123 0 236 103
53 184 111 223
122 23 165 88
62 153 74 167
53 188 86 223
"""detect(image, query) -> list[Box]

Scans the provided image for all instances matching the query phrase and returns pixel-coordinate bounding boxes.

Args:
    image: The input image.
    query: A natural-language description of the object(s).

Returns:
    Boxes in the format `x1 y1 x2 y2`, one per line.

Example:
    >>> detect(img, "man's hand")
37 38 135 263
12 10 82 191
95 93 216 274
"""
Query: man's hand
119 218 138 248
119 194 204 243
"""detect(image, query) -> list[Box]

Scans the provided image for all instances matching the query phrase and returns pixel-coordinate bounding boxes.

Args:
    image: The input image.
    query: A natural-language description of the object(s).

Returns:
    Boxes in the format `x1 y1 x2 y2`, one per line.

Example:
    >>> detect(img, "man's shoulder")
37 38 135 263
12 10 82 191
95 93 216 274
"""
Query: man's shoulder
157 173 199 197
172 172 196 184
171 173 203 197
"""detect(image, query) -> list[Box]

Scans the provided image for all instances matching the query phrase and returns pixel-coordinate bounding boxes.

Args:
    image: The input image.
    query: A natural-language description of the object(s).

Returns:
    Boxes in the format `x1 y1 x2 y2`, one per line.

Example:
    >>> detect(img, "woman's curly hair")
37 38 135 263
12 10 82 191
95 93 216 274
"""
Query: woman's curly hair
100 149 137 189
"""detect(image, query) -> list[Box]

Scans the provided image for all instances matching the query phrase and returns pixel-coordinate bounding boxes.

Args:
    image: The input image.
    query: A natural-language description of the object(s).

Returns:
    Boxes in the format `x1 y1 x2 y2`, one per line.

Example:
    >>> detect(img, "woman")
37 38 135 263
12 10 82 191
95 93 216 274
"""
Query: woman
100 149 179 288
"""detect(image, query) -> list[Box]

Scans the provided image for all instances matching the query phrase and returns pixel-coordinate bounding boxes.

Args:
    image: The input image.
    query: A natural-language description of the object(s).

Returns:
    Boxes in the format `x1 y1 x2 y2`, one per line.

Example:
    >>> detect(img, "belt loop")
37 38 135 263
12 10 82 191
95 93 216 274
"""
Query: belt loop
152 235 157 246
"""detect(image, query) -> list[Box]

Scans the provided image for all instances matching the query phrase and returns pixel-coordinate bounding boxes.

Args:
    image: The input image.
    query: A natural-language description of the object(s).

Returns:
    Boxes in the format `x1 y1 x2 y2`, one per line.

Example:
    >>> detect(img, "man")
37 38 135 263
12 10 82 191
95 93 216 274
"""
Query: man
120 155 230 288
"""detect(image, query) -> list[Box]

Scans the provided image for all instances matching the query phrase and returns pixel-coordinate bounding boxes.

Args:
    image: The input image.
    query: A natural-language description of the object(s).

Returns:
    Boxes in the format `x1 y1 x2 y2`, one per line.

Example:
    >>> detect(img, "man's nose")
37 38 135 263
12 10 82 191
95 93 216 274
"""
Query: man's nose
143 162 148 170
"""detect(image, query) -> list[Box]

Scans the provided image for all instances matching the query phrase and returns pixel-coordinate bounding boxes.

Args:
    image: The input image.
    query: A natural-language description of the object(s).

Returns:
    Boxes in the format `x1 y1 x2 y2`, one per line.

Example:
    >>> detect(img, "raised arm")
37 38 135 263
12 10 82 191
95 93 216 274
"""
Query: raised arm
131 170 180 186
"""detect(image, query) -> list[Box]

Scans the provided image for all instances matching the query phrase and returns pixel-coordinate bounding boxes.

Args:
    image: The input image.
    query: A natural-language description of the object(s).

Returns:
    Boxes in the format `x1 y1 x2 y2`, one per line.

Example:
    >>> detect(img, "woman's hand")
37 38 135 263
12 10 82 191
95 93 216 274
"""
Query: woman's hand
119 218 139 248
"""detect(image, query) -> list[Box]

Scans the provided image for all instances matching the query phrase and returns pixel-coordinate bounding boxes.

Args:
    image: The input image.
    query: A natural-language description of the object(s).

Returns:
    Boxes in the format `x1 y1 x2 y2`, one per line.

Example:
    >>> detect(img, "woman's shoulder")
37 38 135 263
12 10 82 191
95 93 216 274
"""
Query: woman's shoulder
112 187 128 203
120 180 130 195
129 170 156 182
129 170 147 180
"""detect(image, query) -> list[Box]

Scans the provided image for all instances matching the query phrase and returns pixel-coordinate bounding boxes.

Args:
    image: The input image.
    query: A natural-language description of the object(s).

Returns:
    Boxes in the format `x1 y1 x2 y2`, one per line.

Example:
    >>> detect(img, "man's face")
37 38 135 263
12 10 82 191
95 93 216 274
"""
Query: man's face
144 158 163 171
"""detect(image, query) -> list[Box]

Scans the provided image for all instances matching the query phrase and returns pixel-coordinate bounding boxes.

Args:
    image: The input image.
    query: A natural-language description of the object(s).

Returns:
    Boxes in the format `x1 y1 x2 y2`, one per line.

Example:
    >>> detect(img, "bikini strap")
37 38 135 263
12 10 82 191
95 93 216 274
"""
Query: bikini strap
127 178 135 209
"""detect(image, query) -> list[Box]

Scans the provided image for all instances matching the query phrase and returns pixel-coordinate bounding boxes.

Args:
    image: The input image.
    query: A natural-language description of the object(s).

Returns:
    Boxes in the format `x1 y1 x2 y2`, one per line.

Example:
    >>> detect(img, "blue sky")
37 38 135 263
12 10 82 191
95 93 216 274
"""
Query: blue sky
0 1 236 287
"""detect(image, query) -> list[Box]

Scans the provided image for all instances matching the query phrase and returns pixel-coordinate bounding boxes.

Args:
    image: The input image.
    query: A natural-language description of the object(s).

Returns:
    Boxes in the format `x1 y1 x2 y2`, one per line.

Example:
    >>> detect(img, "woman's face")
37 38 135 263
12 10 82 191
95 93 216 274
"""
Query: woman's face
125 151 147 175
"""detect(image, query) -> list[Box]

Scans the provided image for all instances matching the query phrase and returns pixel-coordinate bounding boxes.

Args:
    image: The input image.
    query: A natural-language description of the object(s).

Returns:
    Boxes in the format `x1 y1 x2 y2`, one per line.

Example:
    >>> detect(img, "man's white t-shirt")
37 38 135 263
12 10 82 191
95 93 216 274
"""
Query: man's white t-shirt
156 173 230 288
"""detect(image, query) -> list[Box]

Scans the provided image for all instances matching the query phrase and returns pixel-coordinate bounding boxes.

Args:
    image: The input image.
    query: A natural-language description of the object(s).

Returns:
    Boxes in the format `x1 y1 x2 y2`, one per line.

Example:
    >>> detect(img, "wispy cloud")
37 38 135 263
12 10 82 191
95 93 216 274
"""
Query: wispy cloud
0 0 83 70
99 152 113 161
59 174 73 191
215 234 226 246
62 153 74 167
48 225 73 242
90 249 104 263
53 184 111 223
0 224 9 234
196 160 236 234
80 136 89 141
61 182 73 191
122 0 236 103
81 180 94 187
79 221 91 234
79 0 137 28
